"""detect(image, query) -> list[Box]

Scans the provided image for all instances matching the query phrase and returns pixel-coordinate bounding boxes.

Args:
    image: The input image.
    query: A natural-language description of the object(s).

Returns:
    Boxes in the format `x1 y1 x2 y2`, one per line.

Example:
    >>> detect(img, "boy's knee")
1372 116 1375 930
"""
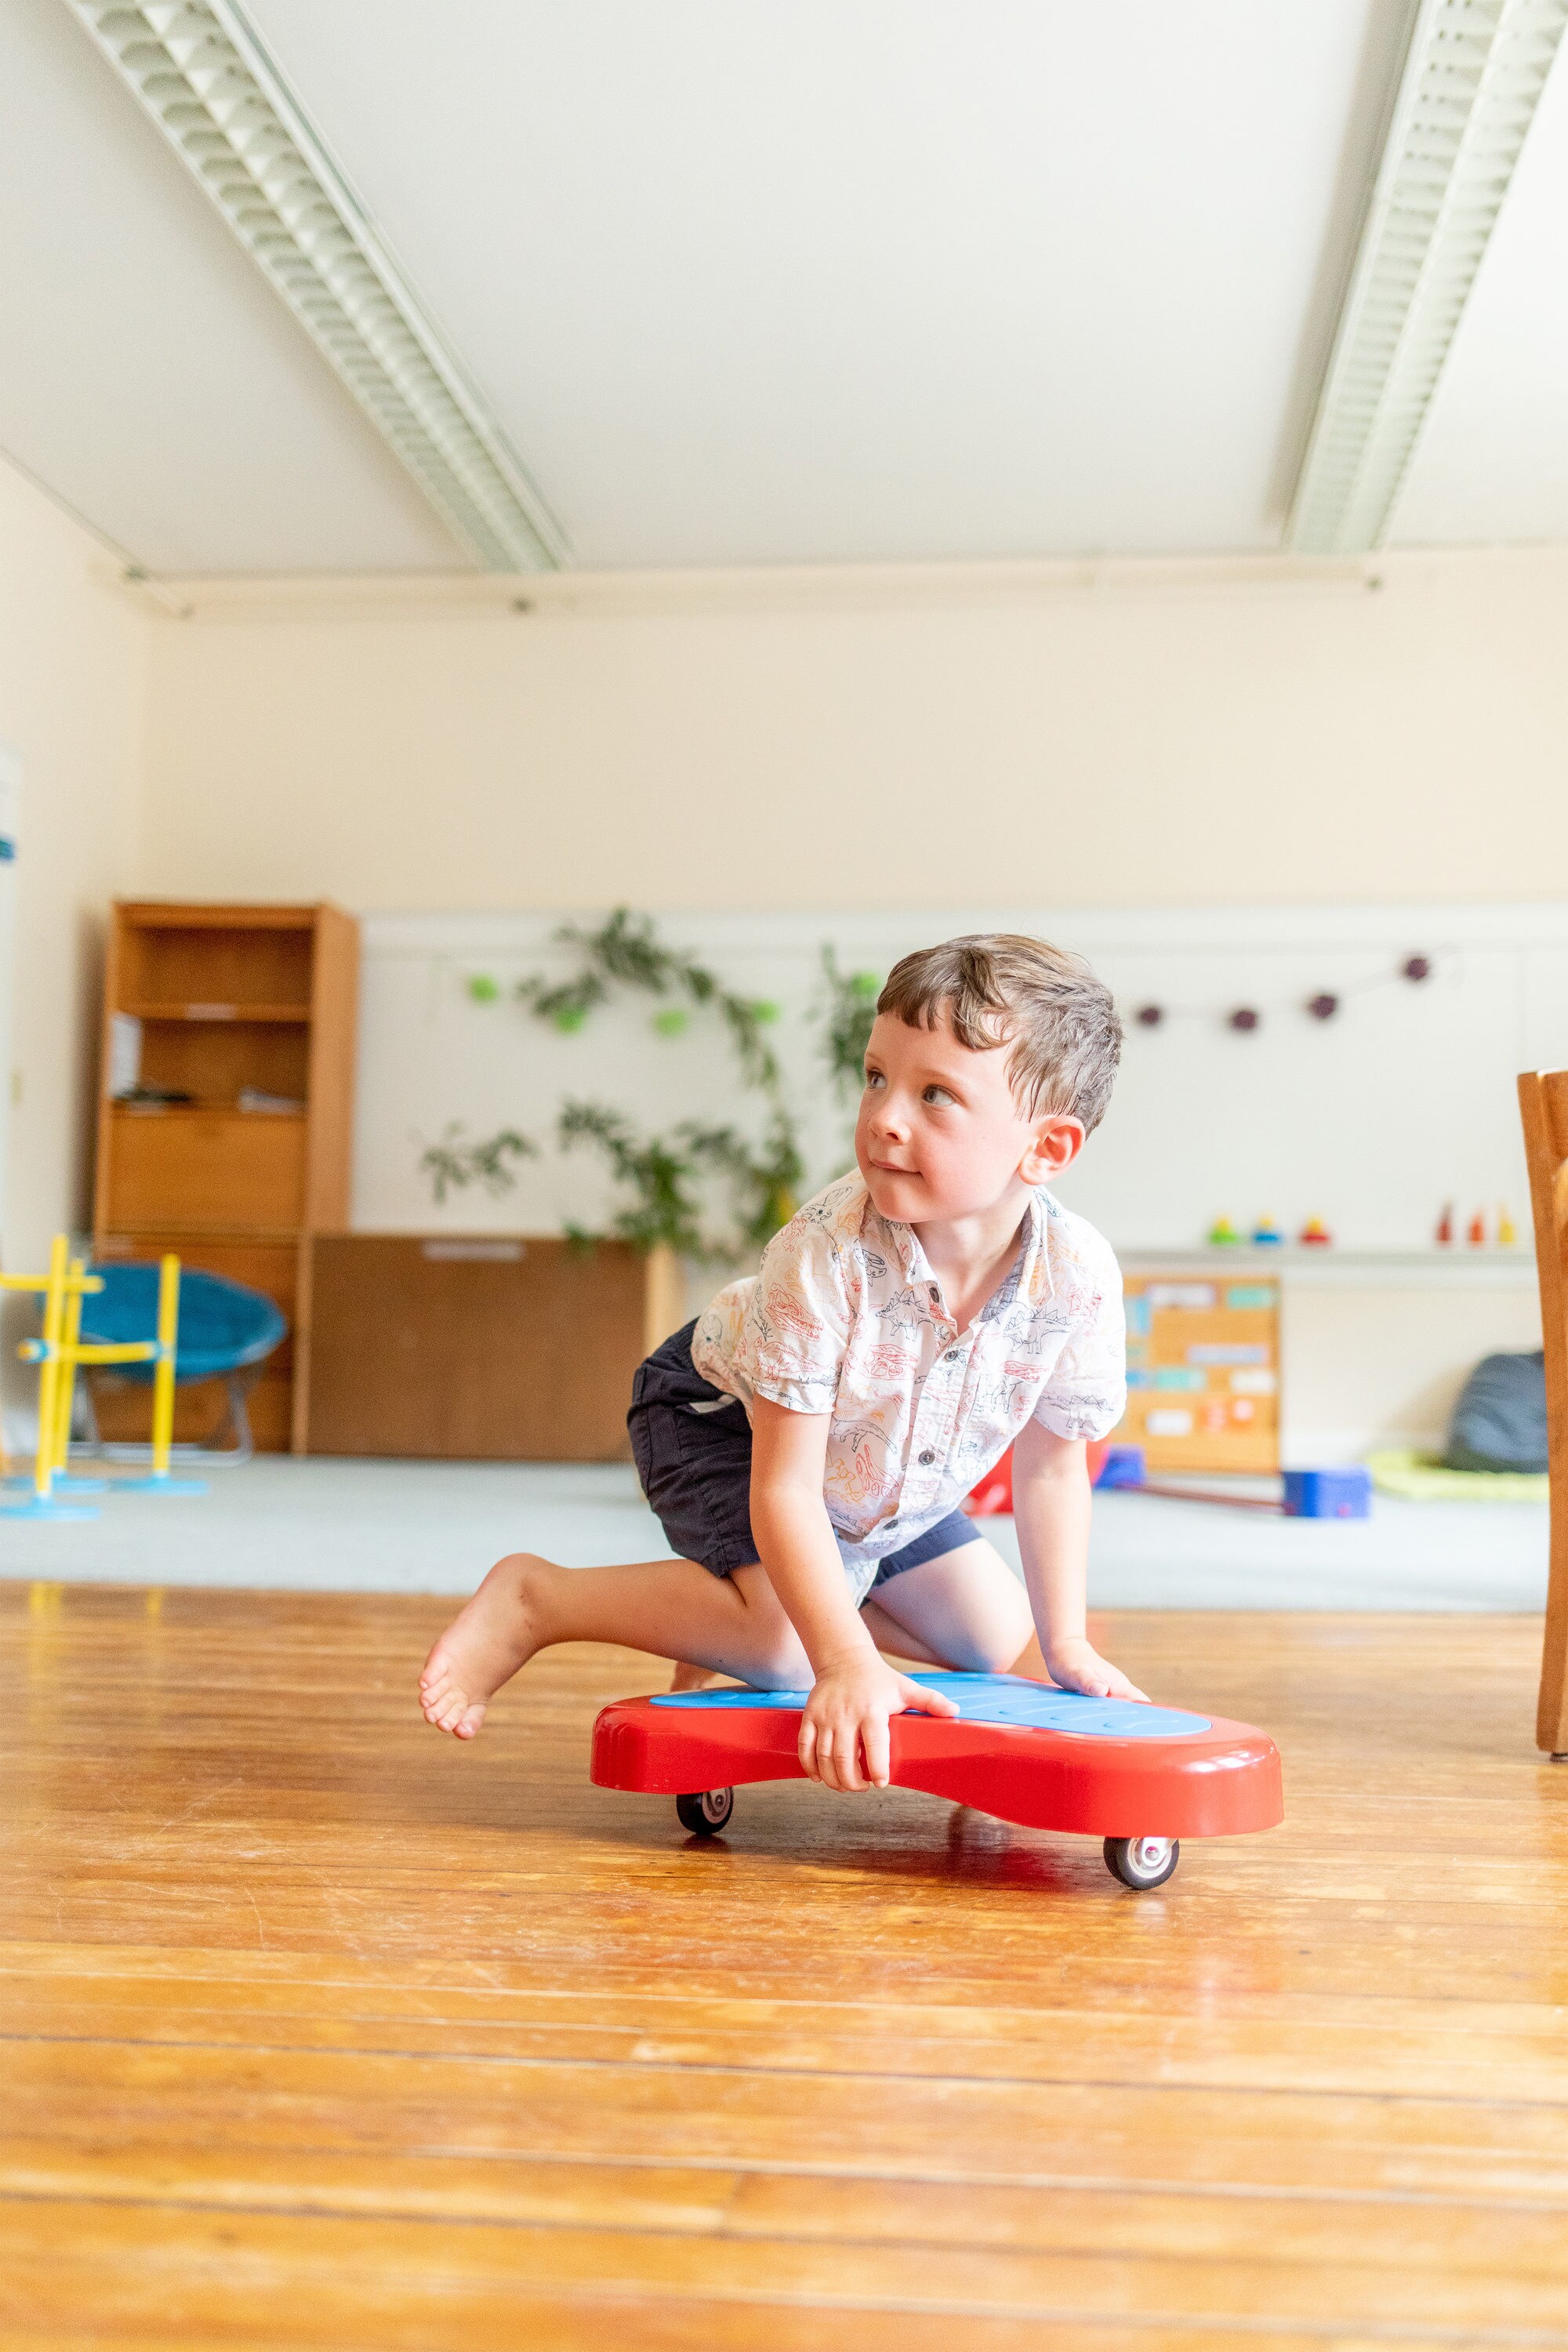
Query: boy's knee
749 1628 812 1690
947 1607 1034 1675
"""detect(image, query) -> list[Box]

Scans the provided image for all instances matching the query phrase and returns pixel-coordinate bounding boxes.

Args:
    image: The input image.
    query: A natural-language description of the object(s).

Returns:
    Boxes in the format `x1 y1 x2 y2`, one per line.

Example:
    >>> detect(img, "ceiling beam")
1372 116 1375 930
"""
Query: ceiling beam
1288 0 1568 555
64 0 568 572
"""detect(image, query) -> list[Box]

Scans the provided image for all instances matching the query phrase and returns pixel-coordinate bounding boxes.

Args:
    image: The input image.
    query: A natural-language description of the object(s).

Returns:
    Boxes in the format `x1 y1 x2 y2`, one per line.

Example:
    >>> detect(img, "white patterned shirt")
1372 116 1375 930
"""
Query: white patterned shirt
691 1173 1124 1567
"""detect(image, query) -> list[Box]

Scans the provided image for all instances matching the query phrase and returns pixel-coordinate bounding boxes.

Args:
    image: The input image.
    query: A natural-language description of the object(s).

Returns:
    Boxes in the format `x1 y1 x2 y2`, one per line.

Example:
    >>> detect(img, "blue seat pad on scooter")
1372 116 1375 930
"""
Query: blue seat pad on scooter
652 1670 1209 1740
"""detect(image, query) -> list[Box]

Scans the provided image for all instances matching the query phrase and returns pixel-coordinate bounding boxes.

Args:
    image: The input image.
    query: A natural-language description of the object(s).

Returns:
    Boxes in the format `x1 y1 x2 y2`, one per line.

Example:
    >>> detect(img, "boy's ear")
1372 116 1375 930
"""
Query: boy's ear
1020 1112 1085 1186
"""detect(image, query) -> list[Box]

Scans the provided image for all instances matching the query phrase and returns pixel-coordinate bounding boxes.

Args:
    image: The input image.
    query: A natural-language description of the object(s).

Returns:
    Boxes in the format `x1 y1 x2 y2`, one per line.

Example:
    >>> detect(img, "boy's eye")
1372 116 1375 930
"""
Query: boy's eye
923 1084 956 1106
864 1068 886 1091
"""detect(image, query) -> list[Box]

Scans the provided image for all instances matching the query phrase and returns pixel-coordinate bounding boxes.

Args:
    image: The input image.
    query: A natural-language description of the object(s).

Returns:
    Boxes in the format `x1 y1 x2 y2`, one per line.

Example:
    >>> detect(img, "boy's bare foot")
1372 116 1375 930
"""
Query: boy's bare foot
419 1555 546 1739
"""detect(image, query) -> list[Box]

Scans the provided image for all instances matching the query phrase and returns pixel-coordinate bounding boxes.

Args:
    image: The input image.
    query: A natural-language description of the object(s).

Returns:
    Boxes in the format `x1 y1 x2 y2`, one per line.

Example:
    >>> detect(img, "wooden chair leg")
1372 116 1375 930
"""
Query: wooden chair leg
1518 1069 1568 1757
1541 1526 1568 1758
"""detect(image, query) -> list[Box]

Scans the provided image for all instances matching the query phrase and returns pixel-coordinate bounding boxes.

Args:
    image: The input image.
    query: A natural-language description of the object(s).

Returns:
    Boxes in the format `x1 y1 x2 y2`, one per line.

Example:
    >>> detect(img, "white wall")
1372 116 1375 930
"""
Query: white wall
141 547 1568 913
0 456 147 1374
354 904 1568 1257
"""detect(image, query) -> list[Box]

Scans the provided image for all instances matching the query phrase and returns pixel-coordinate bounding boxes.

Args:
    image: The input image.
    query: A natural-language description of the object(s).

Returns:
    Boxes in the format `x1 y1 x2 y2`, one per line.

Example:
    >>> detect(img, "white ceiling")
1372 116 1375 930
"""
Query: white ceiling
2 0 1566 576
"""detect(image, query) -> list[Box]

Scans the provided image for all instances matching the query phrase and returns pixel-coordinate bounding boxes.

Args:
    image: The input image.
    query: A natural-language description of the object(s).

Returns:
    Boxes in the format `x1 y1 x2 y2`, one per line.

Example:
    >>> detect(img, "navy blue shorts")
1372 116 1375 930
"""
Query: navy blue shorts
627 1320 978 1596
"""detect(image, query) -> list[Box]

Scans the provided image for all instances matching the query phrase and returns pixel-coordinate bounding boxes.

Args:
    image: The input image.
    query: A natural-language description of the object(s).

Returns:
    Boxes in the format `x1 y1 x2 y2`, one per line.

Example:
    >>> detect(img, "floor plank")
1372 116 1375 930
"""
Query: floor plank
2 1581 1565 2344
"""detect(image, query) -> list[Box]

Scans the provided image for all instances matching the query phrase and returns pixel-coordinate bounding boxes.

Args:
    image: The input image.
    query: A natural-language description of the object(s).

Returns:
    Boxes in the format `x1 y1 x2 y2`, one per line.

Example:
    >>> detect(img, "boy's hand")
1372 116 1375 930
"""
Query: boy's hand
799 1653 960 1792
1044 1635 1149 1704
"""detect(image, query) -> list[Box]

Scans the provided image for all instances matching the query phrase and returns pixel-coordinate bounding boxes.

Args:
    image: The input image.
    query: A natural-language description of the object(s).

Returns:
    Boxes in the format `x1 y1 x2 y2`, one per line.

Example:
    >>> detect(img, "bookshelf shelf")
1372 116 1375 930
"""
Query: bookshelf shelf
122 1002 314 1024
93 900 359 1454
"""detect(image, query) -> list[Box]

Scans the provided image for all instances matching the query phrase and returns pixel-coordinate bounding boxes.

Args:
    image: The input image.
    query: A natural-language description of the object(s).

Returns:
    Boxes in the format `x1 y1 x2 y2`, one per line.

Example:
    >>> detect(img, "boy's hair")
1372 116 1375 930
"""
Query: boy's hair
877 933 1121 1134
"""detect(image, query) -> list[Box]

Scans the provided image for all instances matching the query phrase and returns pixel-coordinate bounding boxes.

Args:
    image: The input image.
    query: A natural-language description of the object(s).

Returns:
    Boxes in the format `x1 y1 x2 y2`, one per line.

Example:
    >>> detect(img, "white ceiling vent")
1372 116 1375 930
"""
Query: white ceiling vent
63 0 567 572
1289 0 1568 555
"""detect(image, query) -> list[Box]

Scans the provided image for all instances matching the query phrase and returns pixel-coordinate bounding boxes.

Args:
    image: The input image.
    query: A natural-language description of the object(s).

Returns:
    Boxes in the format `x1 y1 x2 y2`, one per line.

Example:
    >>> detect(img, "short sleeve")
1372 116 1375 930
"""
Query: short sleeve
1033 1242 1126 1442
735 1210 852 1414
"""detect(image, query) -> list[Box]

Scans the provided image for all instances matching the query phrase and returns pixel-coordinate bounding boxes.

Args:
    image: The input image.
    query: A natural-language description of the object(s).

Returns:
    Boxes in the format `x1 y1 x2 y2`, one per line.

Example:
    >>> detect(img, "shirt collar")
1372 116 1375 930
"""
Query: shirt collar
873 1187 1055 1316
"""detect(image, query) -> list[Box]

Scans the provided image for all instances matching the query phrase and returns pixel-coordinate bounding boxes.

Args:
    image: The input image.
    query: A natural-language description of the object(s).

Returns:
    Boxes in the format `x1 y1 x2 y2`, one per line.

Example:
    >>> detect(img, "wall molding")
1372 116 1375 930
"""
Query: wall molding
120 551 1387 625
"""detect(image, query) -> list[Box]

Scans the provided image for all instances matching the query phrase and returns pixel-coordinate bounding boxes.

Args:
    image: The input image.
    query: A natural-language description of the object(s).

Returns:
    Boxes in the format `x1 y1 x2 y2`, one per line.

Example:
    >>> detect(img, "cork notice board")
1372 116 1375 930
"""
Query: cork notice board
1114 1271 1279 1473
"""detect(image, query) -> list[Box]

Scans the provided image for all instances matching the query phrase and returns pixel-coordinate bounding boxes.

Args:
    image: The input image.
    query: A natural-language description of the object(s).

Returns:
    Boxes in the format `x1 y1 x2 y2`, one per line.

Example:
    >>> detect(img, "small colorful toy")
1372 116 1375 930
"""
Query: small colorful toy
1250 1217 1284 1247
592 1671 1283 1891
1298 1217 1332 1247
1206 1216 1243 1247
1282 1466 1372 1519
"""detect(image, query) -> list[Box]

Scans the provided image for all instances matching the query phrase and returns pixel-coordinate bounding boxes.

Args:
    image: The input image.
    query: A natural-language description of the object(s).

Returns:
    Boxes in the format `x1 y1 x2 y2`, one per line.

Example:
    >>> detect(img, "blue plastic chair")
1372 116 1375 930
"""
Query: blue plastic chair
79 1264 289 1465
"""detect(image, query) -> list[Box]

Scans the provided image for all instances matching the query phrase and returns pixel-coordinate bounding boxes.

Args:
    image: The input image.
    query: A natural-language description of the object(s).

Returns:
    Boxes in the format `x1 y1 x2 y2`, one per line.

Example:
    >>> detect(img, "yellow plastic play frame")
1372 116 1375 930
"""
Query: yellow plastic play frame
1 1238 199 1515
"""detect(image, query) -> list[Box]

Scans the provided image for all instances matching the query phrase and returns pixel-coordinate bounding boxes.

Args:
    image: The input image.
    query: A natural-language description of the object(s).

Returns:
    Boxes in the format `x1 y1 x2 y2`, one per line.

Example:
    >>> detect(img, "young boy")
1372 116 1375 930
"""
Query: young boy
420 932 1143 1791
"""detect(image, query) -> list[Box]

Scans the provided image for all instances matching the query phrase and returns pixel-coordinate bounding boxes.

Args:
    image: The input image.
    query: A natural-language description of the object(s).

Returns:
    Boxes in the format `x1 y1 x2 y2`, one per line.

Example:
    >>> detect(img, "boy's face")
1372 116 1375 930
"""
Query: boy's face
855 1011 1084 1227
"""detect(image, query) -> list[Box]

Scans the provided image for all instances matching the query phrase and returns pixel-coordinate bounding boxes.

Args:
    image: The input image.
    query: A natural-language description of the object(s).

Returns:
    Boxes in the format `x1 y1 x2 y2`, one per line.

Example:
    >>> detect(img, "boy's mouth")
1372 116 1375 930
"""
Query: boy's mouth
870 1159 920 1178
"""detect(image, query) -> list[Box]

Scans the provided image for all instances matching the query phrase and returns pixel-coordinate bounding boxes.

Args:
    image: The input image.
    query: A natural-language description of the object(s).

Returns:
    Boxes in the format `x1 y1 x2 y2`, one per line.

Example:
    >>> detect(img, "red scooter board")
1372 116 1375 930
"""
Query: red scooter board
592 1671 1283 1889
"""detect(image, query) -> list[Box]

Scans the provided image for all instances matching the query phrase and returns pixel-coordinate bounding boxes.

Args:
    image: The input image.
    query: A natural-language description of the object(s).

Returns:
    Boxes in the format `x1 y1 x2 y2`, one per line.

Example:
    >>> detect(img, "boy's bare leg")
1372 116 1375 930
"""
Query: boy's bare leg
669 1594 948 1689
419 1552 810 1740
855 1598 947 1667
865 1537 1035 1675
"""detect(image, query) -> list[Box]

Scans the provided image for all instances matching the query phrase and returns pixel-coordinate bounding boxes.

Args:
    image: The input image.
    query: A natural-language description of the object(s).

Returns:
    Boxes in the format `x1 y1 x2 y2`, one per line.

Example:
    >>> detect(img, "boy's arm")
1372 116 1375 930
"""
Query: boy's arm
749 1396 957 1793
1011 1418 1147 1702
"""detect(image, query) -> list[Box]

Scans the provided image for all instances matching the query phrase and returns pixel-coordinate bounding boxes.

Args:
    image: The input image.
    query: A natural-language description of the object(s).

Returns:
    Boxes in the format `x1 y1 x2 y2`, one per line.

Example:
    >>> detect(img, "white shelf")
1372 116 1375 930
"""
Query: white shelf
1119 1247 1538 1291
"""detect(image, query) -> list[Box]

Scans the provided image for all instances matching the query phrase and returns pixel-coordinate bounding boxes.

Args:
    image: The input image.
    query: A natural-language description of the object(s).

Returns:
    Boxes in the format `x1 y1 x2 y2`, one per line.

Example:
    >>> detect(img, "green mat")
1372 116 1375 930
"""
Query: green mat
1367 1449 1549 1503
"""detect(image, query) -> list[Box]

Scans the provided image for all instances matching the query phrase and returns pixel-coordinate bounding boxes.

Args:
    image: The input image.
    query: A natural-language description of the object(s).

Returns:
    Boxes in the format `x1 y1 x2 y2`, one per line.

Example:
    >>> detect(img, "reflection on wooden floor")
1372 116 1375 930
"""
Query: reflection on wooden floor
1 1581 1564 2347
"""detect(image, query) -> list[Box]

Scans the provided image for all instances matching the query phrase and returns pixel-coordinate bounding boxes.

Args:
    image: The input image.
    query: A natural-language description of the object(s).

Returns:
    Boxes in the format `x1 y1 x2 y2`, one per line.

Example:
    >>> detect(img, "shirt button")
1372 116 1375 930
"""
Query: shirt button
945 1349 959 1361
919 1448 935 1465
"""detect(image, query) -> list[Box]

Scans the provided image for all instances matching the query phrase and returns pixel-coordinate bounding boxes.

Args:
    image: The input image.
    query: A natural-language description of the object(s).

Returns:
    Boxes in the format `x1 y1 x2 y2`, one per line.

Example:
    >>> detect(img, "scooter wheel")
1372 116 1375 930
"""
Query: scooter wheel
675 1787 735 1836
1104 1834 1179 1890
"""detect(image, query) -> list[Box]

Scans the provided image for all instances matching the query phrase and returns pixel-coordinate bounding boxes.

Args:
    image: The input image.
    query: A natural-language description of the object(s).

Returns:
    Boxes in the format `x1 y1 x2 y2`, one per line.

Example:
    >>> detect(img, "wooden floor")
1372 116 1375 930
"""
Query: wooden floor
2 1583 1565 2350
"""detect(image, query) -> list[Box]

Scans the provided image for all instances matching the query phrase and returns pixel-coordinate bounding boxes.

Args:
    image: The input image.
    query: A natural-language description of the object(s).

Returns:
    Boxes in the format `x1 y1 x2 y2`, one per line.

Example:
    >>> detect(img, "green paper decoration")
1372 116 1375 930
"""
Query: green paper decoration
466 973 500 1004
652 1007 690 1037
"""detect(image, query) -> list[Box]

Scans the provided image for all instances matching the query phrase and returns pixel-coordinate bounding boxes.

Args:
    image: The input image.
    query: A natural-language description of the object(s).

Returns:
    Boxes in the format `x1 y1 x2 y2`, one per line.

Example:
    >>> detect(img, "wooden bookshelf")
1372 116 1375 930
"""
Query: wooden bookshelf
91 901 359 1454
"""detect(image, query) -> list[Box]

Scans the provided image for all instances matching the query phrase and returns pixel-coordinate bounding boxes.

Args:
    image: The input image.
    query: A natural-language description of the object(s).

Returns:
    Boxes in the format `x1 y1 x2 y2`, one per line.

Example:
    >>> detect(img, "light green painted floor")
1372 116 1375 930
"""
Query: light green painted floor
0 1455 1548 1611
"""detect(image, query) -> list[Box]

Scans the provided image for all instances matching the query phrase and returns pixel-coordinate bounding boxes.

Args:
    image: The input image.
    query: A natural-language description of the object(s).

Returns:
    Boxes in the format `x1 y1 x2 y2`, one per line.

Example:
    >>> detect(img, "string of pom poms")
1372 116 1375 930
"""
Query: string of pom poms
1131 954 1436 1036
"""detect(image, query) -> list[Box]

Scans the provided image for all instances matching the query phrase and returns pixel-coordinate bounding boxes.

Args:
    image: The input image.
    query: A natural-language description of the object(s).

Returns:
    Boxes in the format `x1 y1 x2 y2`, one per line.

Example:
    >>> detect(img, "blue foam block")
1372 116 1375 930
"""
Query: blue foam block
653 1670 1209 1740
1283 1467 1372 1519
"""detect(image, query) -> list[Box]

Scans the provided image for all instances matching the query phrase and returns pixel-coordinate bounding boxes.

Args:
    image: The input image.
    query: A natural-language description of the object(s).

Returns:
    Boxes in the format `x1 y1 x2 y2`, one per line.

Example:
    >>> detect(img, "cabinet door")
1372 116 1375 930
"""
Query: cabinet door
303 1236 646 1461
103 1110 307 1232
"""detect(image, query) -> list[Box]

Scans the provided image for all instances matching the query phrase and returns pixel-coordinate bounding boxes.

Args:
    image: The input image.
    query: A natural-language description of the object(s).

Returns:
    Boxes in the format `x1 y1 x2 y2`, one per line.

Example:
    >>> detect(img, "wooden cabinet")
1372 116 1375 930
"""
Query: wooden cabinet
92 902 358 1452
300 1235 684 1462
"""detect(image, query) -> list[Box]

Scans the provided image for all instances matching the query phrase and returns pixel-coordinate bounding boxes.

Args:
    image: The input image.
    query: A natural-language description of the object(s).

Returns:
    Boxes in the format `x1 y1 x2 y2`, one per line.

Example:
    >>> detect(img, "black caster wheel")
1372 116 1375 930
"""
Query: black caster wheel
676 1787 734 1836
1104 1835 1179 1890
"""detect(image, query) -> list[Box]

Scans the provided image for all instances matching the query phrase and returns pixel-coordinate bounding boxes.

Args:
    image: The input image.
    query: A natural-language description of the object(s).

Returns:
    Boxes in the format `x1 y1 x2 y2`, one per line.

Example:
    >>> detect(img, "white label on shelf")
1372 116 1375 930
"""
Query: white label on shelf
1230 1367 1279 1393
108 1013 143 1098
421 1240 524 1261
1145 1408 1195 1436
1148 1283 1216 1311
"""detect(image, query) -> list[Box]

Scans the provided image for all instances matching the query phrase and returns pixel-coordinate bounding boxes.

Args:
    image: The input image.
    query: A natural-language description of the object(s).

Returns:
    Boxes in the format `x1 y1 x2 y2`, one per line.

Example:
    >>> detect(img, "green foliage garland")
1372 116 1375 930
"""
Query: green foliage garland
818 946 882 1098
516 907 782 1087
433 913 870 1255
419 1124 536 1205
